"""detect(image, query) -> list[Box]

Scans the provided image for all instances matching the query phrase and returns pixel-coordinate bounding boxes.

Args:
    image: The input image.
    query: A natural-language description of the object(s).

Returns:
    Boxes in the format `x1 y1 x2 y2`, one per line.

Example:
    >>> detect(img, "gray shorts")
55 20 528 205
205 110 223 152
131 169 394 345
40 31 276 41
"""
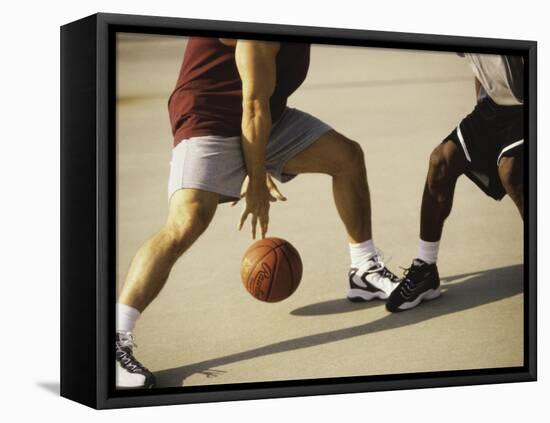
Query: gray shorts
168 107 332 201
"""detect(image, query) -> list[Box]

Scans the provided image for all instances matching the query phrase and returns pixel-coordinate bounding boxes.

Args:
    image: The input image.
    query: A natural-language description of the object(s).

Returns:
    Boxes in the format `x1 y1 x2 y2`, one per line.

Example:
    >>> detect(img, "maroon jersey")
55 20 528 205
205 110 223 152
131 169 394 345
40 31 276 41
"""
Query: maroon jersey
168 37 311 146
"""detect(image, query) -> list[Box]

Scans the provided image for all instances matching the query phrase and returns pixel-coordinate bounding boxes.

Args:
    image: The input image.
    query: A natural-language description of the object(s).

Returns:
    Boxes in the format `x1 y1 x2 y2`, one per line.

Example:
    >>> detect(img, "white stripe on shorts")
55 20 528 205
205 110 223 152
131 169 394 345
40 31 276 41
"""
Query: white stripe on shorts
456 124 472 162
497 139 524 165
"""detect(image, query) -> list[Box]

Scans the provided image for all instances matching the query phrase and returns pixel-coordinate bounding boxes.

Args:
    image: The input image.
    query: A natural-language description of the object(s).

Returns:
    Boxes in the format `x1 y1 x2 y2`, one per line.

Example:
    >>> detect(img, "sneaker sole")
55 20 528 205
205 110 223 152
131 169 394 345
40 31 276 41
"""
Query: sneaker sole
395 288 441 311
347 289 388 302
116 381 155 390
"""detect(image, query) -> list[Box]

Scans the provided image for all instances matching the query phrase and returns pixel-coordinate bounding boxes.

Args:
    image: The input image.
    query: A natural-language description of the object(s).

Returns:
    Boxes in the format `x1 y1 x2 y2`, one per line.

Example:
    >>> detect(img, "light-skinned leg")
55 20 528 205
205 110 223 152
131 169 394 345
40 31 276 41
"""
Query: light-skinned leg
283 130 373 244
118 188 219 313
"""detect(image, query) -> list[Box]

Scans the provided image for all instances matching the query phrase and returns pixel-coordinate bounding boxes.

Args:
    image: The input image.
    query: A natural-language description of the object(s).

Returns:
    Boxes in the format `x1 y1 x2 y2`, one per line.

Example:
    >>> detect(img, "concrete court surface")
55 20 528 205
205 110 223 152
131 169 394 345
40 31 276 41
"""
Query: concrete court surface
116 34 524 388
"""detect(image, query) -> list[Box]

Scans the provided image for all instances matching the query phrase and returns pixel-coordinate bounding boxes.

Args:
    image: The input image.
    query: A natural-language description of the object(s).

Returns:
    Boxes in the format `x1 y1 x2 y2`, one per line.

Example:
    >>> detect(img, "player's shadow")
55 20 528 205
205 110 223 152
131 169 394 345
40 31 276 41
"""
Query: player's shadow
154 264 523 388
289 269 511 316
291 298 379 316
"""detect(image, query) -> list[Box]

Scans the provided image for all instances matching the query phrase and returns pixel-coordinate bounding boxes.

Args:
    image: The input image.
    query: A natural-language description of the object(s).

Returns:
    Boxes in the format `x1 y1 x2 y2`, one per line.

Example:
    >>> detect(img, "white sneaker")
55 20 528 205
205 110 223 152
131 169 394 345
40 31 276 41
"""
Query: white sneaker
347 254 401 301
116 331 155 389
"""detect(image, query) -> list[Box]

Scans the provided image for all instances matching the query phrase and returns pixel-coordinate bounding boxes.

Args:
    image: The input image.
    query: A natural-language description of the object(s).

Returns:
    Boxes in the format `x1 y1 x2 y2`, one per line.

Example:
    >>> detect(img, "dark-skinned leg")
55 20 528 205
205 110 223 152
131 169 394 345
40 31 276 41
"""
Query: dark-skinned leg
420 141 469 242
498 155 524 219
386 140 469 312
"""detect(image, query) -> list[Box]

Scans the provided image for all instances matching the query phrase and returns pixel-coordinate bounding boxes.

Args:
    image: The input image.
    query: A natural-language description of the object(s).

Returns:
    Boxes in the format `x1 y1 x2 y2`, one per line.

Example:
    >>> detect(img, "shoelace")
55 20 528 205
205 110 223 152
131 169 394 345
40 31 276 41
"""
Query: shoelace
365 250 400 282
365 249 389 273
116 332 147 372
399 263 425 290
380 267 400 282
117 331 137 349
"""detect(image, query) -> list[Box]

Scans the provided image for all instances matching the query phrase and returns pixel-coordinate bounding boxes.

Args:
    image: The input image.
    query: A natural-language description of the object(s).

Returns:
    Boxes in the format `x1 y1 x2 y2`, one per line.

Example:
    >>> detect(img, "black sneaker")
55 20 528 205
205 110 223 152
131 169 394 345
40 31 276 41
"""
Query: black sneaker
116 331 156 389
386 259 441 312
347 254 401 301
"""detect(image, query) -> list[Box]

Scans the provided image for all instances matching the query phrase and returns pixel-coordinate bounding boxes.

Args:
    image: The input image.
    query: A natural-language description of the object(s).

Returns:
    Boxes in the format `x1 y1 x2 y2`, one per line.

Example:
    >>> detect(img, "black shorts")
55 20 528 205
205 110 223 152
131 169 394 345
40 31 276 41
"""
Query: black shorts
447 96 524 200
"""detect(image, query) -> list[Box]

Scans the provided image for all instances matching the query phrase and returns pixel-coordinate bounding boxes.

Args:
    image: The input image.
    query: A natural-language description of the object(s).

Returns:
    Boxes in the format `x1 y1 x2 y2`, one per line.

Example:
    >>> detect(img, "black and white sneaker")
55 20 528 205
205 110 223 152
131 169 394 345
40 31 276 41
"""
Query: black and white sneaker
116 331 156 389
347 255 401 301
386 259 441 312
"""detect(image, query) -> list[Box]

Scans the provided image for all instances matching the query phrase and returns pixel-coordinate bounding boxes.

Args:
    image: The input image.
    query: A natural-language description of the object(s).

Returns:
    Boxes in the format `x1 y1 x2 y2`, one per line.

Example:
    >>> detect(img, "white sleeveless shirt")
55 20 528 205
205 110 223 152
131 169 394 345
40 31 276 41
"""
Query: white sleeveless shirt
463 54 524 106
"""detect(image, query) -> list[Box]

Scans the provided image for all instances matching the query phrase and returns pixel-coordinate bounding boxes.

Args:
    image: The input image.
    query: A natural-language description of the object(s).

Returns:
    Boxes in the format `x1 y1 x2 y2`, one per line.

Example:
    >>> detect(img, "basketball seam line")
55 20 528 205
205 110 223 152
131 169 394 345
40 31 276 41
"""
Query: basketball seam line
265 247 279 301
279 245 295 294
246 244 287 300
246 244 289 278
246 249 273 292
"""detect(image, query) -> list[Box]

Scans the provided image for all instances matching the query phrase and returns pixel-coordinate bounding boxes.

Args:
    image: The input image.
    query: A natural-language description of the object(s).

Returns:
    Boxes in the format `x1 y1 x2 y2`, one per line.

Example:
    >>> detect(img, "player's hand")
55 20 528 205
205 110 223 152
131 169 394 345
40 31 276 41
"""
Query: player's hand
238 178 271 239
232 175 287 206
265 174 287 202
235 175 286 239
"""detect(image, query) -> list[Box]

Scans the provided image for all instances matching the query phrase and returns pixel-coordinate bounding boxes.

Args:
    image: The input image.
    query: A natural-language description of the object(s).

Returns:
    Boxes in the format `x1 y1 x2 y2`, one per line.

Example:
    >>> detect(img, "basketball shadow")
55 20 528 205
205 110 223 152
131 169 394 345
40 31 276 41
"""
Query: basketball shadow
154 264 523 388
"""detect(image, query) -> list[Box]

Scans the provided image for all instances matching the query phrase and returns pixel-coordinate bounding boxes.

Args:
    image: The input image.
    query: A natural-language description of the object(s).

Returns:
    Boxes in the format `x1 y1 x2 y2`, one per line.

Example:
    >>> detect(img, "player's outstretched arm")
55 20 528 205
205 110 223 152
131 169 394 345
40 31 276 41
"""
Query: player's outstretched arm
235 40 280 239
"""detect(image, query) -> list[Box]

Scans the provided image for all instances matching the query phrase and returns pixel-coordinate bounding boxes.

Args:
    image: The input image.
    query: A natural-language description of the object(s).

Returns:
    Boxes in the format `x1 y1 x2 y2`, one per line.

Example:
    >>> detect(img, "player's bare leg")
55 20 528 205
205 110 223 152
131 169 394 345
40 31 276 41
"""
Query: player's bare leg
116 188 218 389
419 141 469 242
283 130 372 243
283 129 400 301
119 189 219 311
387 140 468 312
498 155 524 218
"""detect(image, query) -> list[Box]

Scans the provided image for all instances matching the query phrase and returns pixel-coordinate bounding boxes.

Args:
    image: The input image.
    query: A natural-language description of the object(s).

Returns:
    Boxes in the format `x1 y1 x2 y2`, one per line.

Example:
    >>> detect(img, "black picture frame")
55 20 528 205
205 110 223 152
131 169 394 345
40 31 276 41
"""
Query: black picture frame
60 12 537 409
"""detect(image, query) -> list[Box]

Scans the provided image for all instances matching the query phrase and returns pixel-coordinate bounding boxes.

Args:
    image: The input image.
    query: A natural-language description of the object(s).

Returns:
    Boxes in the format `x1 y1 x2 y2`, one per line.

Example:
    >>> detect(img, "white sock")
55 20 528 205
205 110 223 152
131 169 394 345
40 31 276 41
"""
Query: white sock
349 239 377 268
417 239 440 264
116 303 141 333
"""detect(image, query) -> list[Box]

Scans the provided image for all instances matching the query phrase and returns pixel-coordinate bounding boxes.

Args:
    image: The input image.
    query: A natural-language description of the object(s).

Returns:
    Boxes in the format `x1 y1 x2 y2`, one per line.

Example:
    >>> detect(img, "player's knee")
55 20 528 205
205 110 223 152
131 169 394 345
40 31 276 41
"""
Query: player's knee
333 139 364 175
498 156 523 199
427 143 458 192
346 140 365 165
163 207 213 256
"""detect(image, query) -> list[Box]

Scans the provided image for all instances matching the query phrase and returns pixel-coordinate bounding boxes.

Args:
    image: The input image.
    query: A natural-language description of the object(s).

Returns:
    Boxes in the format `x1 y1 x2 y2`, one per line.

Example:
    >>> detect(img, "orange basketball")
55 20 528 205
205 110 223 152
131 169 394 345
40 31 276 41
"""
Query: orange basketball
240 237 303 302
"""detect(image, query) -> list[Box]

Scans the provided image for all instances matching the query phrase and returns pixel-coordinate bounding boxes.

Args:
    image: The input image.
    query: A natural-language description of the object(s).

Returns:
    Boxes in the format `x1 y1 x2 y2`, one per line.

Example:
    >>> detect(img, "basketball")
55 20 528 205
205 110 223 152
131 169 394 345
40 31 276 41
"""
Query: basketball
240 237 303 302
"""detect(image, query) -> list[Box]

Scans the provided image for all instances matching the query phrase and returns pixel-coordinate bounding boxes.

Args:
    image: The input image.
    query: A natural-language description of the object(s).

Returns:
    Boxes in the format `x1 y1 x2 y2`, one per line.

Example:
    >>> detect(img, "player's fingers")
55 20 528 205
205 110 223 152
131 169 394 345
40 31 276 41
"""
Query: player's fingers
240 176 249 196
269 185 287 201
251 215 258 239
238 208 249 230
231 191 247 207
258 209 269 239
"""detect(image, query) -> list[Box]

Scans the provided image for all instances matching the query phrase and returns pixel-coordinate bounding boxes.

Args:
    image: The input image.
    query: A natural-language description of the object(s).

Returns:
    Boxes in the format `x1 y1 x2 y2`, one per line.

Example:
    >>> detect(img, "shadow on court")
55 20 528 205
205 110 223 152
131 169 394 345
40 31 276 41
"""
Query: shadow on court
154 264 523 388
291 297 380 316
